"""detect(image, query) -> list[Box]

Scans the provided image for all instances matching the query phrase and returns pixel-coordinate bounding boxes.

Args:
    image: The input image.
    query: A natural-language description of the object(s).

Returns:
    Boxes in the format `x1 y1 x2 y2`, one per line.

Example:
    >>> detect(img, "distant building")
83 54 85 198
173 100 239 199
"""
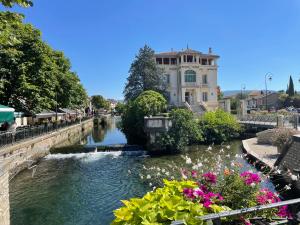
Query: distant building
155 47 219 113
246 91 279 110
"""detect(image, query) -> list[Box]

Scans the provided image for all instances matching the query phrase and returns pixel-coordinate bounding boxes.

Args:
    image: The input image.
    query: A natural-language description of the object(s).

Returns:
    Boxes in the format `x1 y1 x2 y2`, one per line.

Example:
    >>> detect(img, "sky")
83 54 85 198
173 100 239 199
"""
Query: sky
2 0 300 99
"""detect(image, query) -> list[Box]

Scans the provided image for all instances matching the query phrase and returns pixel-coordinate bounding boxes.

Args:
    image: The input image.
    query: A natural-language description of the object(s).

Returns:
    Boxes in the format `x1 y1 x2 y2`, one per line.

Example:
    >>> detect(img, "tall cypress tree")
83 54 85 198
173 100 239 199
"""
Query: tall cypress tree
287 75 295 97
123 45 166 101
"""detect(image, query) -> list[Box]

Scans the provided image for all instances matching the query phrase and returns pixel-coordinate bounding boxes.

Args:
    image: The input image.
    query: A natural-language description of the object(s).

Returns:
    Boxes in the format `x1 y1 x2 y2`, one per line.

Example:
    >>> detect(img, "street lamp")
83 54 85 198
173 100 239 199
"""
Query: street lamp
241 84 246 99
265 72 273 110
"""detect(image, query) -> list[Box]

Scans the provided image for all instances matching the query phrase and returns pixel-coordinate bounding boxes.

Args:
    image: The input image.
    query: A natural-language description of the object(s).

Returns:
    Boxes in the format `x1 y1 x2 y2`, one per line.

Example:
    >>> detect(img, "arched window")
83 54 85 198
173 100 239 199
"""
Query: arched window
184 70 196 82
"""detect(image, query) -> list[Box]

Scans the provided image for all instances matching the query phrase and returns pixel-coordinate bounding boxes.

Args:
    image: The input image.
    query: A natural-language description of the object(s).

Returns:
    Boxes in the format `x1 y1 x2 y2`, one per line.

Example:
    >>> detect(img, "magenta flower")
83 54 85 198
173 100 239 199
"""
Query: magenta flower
278 205 292 218
203 172 217 184
191 170 197 178
203 200 213 208
240 171 261 185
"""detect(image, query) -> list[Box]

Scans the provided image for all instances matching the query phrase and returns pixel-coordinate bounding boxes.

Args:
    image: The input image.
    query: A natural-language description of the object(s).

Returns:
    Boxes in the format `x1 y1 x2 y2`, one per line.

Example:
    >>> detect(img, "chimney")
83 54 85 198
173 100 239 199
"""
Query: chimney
208 47 212 54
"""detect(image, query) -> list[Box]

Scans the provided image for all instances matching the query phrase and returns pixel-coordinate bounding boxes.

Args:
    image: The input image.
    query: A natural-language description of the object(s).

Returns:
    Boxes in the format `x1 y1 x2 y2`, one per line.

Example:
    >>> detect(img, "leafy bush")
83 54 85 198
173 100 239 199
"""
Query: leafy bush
111 180 229 225
120 90 167 145
271 128 298 151
200 109 241 144
158 109 203 152
112 169 290 225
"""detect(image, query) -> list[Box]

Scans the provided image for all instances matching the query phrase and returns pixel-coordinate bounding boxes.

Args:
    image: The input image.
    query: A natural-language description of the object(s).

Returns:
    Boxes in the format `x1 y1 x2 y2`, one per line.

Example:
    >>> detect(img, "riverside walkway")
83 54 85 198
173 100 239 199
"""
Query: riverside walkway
242 137 278 168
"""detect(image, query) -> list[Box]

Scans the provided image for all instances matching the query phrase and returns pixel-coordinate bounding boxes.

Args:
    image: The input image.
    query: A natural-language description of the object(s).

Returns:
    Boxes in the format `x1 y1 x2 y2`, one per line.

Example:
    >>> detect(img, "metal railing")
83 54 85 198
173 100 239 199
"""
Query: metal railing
236 114 298 129
171 198 300 225
0 116 93 148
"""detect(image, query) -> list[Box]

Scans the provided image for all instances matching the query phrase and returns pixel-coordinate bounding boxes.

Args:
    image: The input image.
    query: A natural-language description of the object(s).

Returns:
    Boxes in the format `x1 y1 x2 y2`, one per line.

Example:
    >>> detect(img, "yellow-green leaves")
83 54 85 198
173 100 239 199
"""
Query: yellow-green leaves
111 180 221 225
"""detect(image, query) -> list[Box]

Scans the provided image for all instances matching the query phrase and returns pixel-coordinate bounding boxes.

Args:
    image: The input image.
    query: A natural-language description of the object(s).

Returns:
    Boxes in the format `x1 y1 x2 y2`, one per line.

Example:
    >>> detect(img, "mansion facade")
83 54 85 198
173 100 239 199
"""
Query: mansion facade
155 47 219 112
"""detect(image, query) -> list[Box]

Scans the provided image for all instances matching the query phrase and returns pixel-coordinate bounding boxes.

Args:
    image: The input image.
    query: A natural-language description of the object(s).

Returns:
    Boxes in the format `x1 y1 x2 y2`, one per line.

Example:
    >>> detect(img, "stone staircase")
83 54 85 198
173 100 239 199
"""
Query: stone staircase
184 102 207 115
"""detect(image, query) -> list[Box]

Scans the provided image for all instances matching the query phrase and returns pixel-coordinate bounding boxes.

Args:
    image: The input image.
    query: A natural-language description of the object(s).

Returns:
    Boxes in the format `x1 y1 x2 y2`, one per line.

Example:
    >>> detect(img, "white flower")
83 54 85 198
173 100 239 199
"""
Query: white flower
291 174 298 181
127 170 131 174
171 176 175 180
284 184 292 190
157 168 161 171
165 171 170 176
149 182 152 187
197 162 203 167
207 146 212 151
157 172 161 176
182 174 187 179
192 165 198 170
226 145 230 149
162 168 166 173
275 169 281 174
186 157 192 164
140 175 144 179
146 175 151 179
250 183 256 188
220 148 224 153
231 162 235 167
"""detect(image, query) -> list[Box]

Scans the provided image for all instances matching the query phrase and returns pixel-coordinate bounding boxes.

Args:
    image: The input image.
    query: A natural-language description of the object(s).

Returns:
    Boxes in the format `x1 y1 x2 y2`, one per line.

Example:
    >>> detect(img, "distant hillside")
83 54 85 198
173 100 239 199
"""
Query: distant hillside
223 90 253 97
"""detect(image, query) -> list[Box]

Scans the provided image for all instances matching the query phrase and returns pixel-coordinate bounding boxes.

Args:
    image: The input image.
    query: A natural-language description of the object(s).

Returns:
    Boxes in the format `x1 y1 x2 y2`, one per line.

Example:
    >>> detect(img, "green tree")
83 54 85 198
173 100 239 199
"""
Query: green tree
114 102 125 115
91 95 110 110
0 0 32 7
200 109 241 144
159 109 203 152
123 45 166 101
121 90 167 145
0 12 87 113
287 75 295 97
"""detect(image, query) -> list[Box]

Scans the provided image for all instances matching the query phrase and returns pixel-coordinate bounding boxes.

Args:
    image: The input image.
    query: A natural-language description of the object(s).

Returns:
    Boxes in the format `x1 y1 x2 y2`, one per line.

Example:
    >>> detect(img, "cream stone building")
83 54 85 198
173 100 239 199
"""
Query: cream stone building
155 47 219 113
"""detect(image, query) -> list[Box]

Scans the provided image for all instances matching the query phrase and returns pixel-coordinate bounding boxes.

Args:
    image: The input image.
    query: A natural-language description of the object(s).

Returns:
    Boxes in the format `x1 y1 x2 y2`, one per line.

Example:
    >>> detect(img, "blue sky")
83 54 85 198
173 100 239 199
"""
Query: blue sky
2 0 300 99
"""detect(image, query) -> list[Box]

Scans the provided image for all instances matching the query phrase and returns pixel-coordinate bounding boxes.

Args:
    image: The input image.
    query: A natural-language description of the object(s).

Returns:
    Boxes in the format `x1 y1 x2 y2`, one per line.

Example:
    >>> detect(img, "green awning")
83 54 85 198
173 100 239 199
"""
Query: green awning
0 104 15 124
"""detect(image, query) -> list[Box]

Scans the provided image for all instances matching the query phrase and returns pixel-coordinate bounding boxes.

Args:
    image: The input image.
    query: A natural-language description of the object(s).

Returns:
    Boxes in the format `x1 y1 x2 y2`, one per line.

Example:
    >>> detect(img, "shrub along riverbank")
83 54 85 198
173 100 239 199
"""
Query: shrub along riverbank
120 90 241 152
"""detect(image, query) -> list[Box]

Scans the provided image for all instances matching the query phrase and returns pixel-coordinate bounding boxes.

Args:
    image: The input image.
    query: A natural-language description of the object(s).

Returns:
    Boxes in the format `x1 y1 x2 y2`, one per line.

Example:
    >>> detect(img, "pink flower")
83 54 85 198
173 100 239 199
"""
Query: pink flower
203 172 217 184
278 205 292 218
203 200 213 208
191 170 197 178
240 171 261 185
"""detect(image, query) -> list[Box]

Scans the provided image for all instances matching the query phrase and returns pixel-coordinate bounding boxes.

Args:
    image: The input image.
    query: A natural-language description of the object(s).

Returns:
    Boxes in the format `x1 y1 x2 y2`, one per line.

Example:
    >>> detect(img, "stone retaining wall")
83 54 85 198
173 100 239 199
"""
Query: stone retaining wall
0 118 93 225
0 171 9 225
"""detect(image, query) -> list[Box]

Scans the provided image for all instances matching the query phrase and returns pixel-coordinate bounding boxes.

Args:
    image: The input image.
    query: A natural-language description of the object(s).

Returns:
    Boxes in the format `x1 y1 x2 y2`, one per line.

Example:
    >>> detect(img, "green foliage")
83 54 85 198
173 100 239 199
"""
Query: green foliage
123 45 167 101
200 109 241 144
114 102 125 115
0 12 88 113
159 109 203 152
121 91 167 145
111 180 228 225
0 0 32 7
286 75 295 97
91 95 110 110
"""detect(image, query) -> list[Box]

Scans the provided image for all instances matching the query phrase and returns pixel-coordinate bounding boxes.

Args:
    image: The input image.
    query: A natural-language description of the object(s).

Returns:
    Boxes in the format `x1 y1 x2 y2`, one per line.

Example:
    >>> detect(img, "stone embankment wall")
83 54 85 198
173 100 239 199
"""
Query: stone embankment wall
0 119 93 225
277 135 300 178
0 170 9 225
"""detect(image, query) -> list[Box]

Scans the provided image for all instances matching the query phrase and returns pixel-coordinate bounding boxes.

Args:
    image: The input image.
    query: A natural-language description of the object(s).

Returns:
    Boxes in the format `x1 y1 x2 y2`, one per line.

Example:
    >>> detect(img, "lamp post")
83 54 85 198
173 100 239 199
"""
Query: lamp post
241 84 246 99
265 72 273 110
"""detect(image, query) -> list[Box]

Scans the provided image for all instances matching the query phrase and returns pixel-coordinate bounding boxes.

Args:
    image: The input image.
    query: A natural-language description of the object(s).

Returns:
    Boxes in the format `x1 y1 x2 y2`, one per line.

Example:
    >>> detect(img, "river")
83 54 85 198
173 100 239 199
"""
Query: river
10 116 275 225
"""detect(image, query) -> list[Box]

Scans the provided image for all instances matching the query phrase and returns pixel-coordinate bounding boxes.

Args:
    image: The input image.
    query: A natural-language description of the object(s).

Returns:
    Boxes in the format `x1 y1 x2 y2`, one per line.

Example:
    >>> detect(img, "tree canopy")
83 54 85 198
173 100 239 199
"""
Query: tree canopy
0 12 88 114
91 95 110 110
0 0 32 7
123 45 166 101
286 75 295 97
121 90 167 145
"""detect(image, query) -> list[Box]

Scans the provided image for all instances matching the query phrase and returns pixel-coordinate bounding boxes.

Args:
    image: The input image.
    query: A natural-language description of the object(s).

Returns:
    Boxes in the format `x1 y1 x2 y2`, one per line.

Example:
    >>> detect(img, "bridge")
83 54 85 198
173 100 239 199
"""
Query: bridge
236 114 299 130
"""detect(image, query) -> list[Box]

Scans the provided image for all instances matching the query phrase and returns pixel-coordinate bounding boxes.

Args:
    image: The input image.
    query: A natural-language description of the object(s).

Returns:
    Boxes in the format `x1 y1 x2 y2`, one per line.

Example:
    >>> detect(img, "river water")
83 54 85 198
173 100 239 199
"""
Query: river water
10 117 275 225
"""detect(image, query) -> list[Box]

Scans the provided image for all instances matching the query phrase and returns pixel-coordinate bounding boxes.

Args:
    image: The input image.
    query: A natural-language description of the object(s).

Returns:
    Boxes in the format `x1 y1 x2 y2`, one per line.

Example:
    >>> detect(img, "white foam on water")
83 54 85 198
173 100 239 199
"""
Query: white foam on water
44 151 123 161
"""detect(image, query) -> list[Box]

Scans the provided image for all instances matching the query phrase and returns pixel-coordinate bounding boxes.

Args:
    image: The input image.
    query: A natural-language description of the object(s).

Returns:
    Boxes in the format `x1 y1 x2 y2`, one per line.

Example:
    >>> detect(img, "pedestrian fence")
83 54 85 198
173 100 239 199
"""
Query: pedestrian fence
0 116 92 148
171 198 300 225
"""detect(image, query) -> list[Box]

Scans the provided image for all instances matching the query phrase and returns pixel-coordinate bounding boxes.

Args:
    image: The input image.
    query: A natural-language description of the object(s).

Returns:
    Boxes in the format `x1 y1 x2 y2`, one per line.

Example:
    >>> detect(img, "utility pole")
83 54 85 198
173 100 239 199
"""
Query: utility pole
265 72 273 111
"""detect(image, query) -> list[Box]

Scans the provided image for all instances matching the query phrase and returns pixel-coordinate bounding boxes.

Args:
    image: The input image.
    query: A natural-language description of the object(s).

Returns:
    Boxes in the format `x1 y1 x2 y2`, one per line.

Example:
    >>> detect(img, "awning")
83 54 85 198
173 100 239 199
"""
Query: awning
0 105 15 124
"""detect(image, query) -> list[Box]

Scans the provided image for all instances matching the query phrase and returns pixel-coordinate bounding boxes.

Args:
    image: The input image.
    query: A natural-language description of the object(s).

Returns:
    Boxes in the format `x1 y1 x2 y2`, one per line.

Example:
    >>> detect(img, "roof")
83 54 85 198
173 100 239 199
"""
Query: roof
155 48 219 58
0 104 15 112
